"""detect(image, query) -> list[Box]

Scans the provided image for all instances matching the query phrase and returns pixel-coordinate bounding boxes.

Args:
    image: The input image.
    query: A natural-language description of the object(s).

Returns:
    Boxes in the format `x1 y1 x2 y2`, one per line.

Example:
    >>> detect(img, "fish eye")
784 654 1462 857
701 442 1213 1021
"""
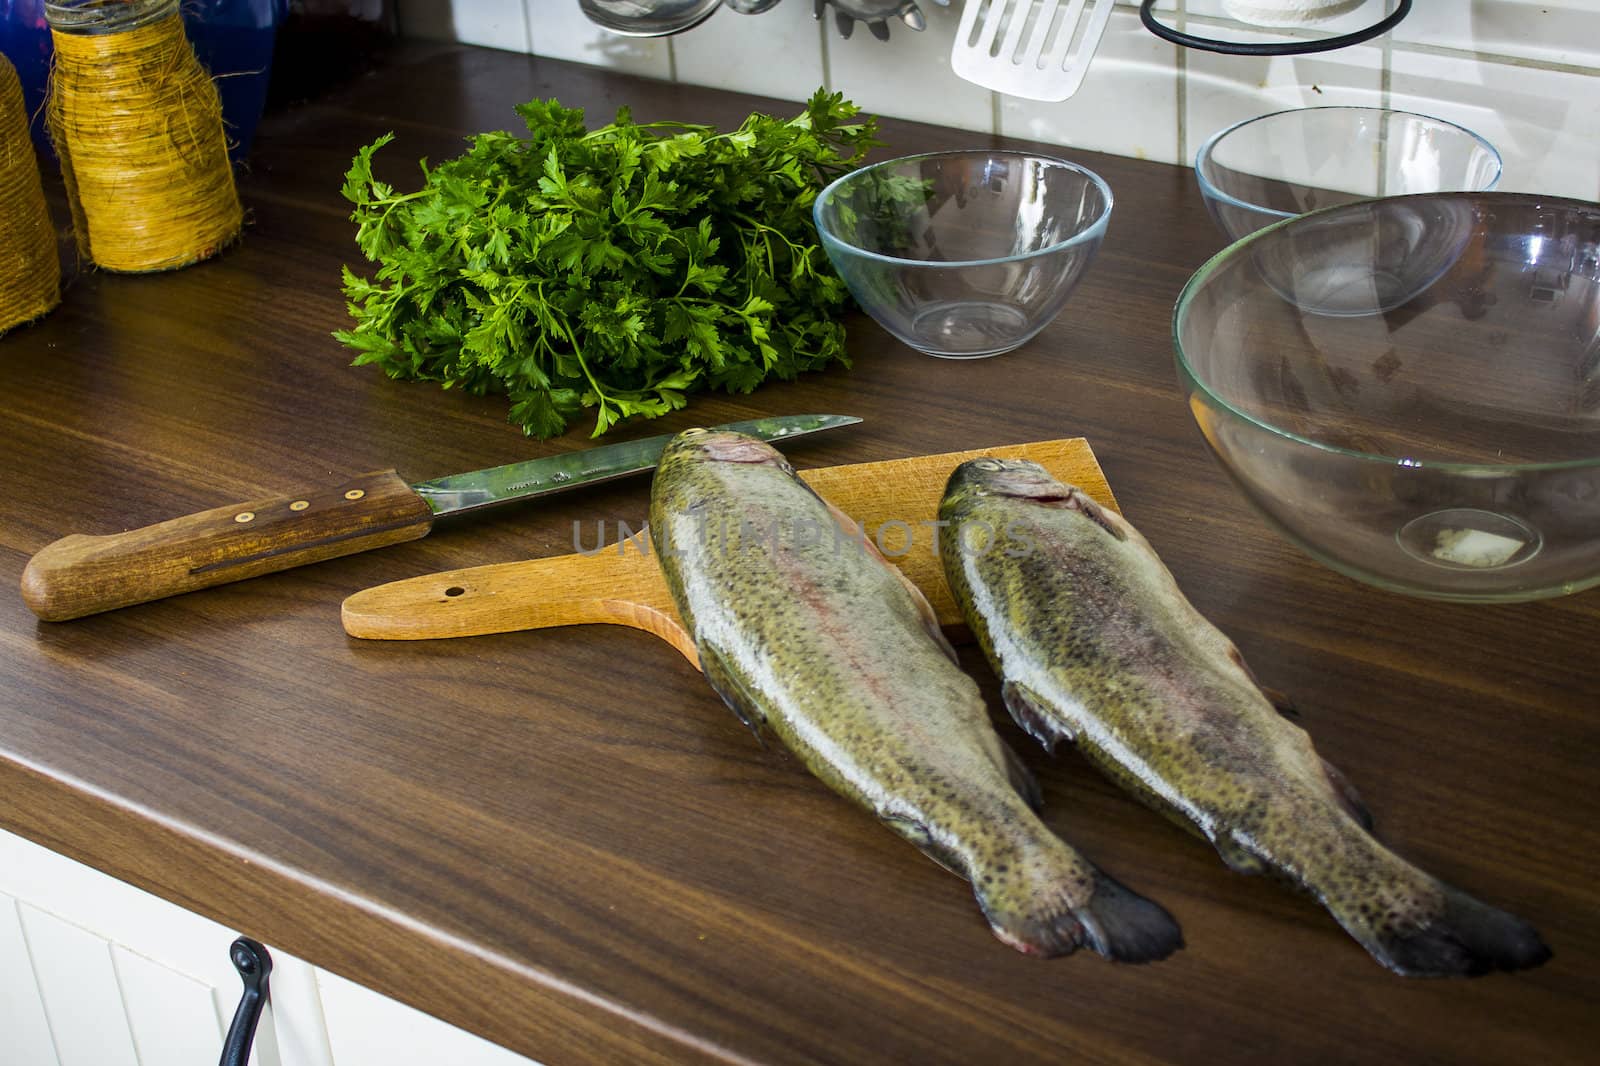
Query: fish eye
973 459 1003 472
682 428 708 436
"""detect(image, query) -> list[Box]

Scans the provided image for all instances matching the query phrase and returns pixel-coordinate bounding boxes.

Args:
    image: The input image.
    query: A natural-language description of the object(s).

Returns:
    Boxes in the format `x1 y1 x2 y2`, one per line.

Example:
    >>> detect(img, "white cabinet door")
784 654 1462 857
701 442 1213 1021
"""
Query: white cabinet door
0 827 329 1066
0 826 544 1066
316 970 543 1066
0 894 60 1065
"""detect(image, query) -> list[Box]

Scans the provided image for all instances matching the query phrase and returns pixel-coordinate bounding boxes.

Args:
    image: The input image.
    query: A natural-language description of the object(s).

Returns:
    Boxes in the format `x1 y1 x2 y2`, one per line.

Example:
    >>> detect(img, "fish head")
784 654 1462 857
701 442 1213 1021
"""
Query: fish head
662 429 795 472
946 458 1070 503
945 458 1126 541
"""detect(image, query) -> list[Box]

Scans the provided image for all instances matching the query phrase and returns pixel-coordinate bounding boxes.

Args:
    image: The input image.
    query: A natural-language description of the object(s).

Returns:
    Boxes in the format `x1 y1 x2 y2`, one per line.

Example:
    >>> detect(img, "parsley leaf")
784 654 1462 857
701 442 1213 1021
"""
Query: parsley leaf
336 90 878 438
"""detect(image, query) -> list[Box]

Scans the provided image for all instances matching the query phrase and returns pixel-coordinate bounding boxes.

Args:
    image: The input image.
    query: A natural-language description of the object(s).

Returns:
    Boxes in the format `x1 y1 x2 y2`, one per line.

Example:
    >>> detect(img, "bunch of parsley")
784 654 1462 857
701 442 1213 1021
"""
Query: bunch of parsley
335 90 879 438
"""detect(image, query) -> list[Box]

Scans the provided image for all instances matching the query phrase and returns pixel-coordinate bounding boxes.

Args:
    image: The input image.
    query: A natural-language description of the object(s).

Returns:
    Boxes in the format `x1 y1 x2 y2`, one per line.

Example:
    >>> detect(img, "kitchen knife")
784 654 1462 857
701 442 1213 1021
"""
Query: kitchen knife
20 414 859 622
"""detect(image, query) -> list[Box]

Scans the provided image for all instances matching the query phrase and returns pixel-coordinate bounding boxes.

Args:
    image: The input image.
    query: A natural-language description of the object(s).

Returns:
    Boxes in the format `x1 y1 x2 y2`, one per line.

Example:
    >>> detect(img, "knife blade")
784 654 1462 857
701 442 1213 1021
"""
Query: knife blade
20 414 859 622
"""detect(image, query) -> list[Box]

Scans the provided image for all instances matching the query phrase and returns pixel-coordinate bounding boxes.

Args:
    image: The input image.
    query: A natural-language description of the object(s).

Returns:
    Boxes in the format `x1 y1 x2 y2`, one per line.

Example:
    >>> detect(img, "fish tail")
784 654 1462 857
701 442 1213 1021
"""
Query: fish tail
1306 822 1550 977
974 836 1183 963
1330 874 1551 978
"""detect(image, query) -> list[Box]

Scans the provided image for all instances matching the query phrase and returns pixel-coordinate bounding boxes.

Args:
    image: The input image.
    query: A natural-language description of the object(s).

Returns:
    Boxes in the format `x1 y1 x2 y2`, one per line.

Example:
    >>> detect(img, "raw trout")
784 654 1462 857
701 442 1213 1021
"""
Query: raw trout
650 430 1182 961
938 458 1550 977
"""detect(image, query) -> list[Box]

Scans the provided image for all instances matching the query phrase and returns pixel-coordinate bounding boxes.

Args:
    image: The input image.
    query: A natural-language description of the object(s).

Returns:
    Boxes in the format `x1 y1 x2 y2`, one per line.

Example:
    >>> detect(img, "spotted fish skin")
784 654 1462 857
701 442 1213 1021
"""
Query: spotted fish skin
649 431 1182 962
938 458 1550 978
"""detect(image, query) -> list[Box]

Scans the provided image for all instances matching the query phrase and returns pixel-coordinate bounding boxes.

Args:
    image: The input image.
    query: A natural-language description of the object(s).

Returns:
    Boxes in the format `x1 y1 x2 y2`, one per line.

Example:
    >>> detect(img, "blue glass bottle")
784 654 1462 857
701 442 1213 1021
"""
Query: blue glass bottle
183 0 287 163
0 0 285 162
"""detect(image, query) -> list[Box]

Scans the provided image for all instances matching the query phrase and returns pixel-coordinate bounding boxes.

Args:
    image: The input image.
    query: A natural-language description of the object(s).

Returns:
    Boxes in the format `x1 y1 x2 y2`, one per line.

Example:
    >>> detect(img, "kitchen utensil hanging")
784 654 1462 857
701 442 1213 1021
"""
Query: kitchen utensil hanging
1138 0 1412 56
577 0 722 37
951 0 1117 102
814 0 942 41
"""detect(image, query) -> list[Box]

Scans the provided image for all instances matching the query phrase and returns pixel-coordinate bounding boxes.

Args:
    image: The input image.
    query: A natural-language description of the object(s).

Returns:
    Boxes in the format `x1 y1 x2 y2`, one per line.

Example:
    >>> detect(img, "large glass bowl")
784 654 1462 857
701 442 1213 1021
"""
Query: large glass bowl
1196 107 1502 243
813 151 1112 359
1174 192 1600 602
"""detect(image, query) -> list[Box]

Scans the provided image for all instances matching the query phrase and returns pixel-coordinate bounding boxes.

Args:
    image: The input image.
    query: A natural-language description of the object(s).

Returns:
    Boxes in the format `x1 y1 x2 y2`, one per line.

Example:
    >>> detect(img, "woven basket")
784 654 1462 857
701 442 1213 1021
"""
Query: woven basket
46 0 242 273
0 53 61 337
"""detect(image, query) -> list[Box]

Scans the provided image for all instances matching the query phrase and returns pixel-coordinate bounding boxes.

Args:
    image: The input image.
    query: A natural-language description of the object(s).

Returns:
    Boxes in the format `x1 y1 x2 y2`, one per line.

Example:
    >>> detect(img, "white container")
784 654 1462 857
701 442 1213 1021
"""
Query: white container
1222 0 1365 27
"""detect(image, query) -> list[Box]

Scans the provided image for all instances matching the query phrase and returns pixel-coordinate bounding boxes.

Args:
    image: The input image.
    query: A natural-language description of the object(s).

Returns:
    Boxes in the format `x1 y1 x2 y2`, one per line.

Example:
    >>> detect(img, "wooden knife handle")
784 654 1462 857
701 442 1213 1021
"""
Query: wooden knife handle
20 470 435 621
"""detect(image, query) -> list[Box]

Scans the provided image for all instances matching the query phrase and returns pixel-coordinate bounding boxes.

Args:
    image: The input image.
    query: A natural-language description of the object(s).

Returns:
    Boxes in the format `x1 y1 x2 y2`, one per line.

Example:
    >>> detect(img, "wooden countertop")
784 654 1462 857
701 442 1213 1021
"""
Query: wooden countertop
2 43 1595 1066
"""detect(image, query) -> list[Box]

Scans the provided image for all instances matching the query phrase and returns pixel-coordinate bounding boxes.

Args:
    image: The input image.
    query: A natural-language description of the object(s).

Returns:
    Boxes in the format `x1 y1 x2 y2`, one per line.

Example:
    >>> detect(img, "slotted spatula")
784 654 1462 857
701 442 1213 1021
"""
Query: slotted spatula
952 0 1116 101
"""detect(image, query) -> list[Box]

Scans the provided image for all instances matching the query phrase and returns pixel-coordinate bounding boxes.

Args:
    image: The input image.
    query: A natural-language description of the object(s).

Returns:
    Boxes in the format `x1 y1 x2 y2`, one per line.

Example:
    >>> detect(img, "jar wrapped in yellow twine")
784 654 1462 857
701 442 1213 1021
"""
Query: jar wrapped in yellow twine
1 53 61 336
45 0 242 273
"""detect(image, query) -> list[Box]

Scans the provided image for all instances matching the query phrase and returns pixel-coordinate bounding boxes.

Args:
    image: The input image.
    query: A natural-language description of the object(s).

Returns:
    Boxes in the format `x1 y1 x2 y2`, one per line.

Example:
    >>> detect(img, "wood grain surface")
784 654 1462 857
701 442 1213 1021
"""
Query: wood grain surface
338 436 1114 650
1 44 1596 1066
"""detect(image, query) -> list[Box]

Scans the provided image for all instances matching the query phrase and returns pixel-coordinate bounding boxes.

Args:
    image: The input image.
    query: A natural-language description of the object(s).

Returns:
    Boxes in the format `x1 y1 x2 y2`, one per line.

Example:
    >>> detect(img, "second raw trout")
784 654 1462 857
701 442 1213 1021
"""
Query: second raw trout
650 430 1181 961
939 458 1550 978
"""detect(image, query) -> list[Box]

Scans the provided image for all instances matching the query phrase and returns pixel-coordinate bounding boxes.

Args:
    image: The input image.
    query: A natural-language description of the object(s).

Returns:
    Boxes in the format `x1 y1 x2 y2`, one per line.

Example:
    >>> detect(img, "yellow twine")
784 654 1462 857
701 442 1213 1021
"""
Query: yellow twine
0 54 62 336
47 10 242 273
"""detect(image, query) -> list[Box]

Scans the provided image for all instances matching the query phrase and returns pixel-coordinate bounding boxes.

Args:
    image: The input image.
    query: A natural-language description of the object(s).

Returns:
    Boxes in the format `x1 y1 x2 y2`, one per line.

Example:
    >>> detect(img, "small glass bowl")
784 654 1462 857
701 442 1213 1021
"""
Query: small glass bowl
1174 191 1600 602
813 151 1112 359
1195 106 1502 243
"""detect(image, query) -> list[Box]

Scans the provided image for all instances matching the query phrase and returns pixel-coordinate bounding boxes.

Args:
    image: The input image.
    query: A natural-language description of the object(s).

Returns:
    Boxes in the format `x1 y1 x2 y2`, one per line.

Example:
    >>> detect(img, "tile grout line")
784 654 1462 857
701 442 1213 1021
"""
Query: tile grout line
521 0 533 56
1377 0 1392 197
1387 40 1600 78
1175 0 1188 167
818 16 832 93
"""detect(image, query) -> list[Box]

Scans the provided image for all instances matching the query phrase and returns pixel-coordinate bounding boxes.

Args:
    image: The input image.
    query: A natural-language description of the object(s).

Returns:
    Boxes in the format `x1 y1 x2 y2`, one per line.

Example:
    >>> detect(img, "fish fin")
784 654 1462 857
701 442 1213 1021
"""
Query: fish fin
821 494 959 664
1266 688 1301 719
1001 681 1074 754
1224 645 1299 717
1335 880 1551 978
1227 649 1373 833
696 642 767 746
881 815 964 877
1074 870 1186 964
1214 834 1270 876
998 739 1044 812
1320 757 1376 834
1046 488 1127 542
977 862 1184 963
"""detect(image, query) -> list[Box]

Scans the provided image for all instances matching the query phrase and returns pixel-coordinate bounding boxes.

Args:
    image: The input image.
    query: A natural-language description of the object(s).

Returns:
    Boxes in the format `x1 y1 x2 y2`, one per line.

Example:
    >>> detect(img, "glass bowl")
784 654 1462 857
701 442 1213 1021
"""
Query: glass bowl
813 151 1112 359
1195 107 1502 243
1174 192 1600 603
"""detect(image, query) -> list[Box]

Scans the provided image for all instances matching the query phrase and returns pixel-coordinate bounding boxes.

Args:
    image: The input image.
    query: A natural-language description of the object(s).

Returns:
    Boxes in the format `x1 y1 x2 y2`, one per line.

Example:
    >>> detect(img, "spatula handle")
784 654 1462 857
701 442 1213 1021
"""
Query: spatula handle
21 470 435 621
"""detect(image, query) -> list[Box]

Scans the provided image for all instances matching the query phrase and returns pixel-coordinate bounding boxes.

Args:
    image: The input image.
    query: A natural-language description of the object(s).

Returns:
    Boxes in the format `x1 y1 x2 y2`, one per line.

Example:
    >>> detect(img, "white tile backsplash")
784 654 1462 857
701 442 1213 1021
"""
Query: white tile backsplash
399 0 1600 199
1388 49 1600 200
415 0 527 52
1184 25 1384 164
997 8 1181 164
527 0 674 79
671 2 824 103
1391 1 1600 70
825 3 996 135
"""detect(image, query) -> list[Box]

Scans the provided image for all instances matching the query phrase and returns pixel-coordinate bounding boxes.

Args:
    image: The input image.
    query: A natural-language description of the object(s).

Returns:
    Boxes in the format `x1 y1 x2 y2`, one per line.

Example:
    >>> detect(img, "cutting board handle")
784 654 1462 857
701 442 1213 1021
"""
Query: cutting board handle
340 529 698 664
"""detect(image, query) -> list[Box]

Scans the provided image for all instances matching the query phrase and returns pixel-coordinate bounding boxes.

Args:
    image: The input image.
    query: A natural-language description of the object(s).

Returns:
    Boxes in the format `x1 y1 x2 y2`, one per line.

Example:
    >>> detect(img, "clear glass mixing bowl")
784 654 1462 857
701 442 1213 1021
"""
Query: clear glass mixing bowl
1174 192 1600 602
814 151 1112 359
1196 107 1502 243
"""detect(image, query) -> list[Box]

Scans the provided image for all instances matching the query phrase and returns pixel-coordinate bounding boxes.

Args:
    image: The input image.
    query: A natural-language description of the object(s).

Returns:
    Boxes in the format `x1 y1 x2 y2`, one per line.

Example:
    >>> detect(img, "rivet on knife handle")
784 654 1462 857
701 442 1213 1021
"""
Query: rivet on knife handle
19 471 434 621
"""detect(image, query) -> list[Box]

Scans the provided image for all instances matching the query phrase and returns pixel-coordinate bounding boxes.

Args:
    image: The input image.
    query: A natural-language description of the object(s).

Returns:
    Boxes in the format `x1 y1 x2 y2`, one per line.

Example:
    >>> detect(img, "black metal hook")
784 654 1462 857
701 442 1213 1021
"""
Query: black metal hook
1140 0 1413 56
219 937 273 1066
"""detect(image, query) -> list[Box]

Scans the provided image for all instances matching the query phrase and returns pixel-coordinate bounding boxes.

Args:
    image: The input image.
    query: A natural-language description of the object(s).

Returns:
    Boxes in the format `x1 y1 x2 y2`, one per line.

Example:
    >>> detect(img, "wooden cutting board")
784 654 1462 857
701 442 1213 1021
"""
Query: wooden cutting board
340 437 1117 664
